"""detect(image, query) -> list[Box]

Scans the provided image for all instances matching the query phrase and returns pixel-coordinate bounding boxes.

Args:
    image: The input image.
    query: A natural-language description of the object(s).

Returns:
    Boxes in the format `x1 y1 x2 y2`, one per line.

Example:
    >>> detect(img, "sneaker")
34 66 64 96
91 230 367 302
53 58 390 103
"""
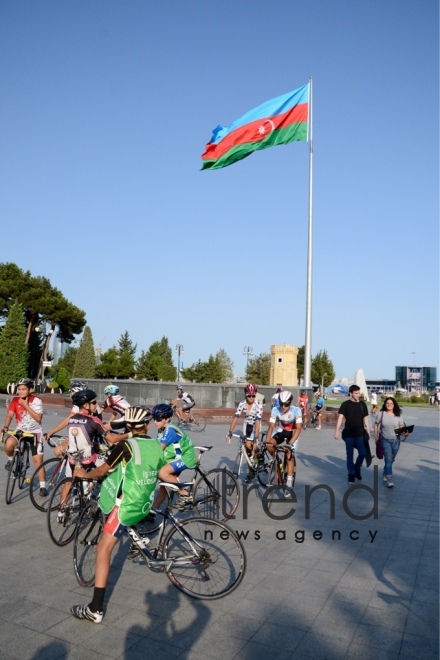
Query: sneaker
383 476 388 483
143 512 156 524
316 426 321 430
71 604 103 624
57 511 65 524
355 471 362 481
244 469 256 483
387 478 394 488
4 460 12 471
175 494 193 510
40 487 48 497
348 475 355 484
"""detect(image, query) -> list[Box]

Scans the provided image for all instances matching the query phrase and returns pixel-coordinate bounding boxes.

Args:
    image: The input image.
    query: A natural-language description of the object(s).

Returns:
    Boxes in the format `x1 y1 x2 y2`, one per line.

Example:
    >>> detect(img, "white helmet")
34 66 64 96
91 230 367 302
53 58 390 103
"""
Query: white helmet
279 390 293 406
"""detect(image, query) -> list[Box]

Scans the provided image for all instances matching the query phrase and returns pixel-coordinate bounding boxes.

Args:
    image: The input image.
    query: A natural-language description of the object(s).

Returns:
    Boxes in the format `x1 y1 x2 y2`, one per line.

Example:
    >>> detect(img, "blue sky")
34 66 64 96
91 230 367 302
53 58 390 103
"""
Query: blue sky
1 1 438 381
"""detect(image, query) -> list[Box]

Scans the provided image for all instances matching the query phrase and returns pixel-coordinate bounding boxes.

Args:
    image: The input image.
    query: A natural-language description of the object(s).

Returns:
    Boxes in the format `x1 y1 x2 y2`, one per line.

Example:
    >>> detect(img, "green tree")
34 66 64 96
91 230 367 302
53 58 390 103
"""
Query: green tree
135 336 176 381
215 349 234 383
246 353 271 385
73 326 97 378
181 354 224 383
297 345 305 380
0 302 28 390
0 263 86 373
96 347 120 379
311 349 335 387
117 331 136 378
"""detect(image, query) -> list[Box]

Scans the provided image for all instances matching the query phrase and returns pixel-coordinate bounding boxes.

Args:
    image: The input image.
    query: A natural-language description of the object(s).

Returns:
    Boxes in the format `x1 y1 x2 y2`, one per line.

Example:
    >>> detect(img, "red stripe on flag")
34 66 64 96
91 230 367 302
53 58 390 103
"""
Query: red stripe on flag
202 103 308 161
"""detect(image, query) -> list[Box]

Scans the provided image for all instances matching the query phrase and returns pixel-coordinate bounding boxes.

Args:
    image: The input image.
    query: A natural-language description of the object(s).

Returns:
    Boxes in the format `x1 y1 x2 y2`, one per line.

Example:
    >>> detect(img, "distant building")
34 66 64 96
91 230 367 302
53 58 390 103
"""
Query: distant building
366 379 396 393
395 366 437 393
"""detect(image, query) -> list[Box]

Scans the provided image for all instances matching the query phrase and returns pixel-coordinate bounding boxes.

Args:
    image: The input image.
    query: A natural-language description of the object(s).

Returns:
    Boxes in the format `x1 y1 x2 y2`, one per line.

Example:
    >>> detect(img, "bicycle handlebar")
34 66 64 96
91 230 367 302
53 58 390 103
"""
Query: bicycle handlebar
44 434 65 448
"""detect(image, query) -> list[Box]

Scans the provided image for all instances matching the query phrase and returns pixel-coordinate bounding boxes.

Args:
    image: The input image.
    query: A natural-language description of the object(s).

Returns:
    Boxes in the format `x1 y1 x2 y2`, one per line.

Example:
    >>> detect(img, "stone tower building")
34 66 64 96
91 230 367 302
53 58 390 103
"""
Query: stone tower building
270 344 298 387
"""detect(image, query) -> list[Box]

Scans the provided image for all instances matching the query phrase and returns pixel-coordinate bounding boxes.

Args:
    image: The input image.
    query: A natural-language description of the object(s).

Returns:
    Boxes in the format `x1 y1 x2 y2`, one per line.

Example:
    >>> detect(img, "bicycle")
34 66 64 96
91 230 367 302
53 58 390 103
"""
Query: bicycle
257 435 296 509
46 450 101 547
2 429 35 505
165 445 239 521
172 407 207 432
230 431 261 481
28 435 69 512
307 410 320 429
73 481 246 600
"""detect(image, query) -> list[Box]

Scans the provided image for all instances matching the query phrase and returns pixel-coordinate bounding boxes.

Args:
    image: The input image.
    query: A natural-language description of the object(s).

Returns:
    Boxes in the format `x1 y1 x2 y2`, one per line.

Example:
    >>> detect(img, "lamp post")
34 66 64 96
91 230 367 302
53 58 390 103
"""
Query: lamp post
321 372 327 398
243 346 253 376
175 344 184 383
35 322 54 393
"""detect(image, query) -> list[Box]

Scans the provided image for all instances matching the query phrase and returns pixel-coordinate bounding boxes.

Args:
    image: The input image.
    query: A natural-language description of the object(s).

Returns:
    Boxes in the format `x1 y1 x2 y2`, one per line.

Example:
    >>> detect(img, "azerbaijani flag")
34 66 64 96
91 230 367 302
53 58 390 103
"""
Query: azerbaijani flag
201 83 309 171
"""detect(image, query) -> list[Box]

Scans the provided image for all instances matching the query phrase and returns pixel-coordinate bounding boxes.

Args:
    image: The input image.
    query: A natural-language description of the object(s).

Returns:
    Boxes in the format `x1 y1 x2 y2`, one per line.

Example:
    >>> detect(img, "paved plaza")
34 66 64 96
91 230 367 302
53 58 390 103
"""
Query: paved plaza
0 399 438 659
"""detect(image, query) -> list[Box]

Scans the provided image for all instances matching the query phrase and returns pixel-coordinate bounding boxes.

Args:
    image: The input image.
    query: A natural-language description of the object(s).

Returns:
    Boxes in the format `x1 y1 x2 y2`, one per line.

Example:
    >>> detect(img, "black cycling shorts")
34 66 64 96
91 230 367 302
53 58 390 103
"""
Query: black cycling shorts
272 430 293 445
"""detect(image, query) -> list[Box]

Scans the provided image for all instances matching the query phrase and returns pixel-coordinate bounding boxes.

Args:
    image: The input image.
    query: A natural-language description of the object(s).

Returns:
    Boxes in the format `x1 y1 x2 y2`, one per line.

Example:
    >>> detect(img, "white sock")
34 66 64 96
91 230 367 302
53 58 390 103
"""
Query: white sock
39 481 46 488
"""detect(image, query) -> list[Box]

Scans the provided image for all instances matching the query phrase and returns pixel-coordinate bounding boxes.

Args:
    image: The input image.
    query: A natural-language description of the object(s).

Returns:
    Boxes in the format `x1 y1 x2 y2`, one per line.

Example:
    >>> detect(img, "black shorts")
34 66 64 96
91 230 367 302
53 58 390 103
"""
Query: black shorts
182 402 195 411
272 430 293 445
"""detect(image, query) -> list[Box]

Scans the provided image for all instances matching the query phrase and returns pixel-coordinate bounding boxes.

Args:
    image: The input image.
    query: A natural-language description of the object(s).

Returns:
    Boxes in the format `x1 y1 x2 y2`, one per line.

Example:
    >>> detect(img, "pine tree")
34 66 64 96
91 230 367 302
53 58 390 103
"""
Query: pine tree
73 326 97 378
216 349 234 382
135 337 176 381
0 302 29 390
311 350 335 387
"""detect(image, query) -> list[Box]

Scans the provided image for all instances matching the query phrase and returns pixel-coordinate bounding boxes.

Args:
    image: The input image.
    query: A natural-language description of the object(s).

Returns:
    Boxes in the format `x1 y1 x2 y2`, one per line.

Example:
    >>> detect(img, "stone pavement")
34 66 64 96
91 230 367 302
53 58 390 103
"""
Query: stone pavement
0 400 438 659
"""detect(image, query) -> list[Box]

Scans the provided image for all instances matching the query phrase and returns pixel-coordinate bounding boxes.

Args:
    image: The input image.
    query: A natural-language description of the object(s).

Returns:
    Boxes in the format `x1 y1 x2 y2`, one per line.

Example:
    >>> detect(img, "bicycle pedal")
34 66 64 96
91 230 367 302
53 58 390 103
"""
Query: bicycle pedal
25 476 31 484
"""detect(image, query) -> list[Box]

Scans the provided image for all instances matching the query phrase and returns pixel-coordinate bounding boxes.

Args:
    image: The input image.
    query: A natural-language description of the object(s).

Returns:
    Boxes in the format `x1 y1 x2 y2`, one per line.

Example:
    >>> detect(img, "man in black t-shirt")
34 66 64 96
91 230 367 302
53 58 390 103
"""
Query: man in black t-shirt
334 385 370 483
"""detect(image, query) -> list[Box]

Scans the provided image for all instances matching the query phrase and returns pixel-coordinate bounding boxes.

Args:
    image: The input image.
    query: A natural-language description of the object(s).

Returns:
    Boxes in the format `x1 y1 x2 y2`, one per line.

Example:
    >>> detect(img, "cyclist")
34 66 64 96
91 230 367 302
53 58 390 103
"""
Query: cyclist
271 386 284 408
311 391 325 430
150 403 197 510
1 378 46 496
71 405 165 623
103 385 130 424
226 384 263 483
297 389 309 424
171 386 195 423
265 390 302 492
57 389 124 524
45 380 88 454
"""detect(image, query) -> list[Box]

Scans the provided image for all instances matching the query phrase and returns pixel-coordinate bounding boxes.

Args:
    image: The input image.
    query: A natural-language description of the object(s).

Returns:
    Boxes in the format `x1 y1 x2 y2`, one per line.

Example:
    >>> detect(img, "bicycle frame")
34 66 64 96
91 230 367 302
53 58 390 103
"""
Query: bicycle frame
231 432 257 476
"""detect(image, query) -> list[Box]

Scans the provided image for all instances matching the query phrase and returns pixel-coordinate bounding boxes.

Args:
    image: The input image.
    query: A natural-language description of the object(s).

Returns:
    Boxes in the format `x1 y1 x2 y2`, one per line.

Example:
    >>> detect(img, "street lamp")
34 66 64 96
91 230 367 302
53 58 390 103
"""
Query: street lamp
175 344 184 383
321 372 327 398
35 322 54 393
243 346 253 375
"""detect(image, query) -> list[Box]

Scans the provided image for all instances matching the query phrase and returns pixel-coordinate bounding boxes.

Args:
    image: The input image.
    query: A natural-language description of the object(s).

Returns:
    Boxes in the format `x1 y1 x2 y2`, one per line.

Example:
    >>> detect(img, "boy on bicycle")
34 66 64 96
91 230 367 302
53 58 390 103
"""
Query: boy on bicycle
226 384 263 483
1 378 46 496
150 403 198 510
171 386 195 423
265 390 302 491
102 384 131 426
71 405 165 623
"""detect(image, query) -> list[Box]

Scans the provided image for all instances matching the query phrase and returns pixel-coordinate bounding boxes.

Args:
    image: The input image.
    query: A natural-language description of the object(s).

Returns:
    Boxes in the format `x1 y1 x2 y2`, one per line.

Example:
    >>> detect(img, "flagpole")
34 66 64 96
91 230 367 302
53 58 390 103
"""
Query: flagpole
304 76 313 388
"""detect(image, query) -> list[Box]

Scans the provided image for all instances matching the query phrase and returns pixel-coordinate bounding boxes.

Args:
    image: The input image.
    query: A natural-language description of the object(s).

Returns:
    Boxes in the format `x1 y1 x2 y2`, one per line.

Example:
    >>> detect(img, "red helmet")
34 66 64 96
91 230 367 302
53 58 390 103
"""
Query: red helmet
245 384 258 396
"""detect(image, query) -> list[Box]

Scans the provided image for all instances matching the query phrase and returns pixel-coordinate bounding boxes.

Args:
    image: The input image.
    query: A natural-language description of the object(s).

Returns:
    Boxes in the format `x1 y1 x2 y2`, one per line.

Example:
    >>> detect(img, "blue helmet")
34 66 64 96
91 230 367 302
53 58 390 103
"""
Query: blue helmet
152 403 174 421
104 385 119 395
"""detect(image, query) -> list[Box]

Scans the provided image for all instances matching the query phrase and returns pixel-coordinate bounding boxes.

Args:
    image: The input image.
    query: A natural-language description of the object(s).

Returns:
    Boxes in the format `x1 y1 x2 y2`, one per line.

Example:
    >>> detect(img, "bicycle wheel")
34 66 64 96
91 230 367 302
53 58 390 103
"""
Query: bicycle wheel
256 450 275 488
186 413 206 432
47 477 82 546
162 517 246 599
29 457 66 512
18 448 30 489
73 501 105 587
193 468 239 522
5 452 19 505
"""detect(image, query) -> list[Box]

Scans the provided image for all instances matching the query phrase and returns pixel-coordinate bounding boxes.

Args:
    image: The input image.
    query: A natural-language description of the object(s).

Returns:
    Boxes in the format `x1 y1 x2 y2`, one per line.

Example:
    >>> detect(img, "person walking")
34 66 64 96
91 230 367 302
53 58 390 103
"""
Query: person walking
370 390 378 415
334 385 370 483
374 397 408 488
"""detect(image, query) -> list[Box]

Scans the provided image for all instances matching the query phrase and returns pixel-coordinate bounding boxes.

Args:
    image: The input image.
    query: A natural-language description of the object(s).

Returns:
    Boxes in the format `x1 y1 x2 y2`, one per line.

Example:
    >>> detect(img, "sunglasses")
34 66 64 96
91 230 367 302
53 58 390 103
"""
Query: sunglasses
89 400 98 405
246 395 256 398
281 402 290 407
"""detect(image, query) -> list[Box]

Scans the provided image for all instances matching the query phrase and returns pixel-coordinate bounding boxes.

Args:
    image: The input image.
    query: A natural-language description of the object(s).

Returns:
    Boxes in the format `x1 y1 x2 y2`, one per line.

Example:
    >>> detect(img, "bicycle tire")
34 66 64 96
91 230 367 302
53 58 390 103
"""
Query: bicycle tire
162 517 246 600
193 468 239 522
73 501 105 587
186 413 206 432
256 450 275 488
18 447 30 489
29 457 66 513
47 477 83 546
5 452 19 505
